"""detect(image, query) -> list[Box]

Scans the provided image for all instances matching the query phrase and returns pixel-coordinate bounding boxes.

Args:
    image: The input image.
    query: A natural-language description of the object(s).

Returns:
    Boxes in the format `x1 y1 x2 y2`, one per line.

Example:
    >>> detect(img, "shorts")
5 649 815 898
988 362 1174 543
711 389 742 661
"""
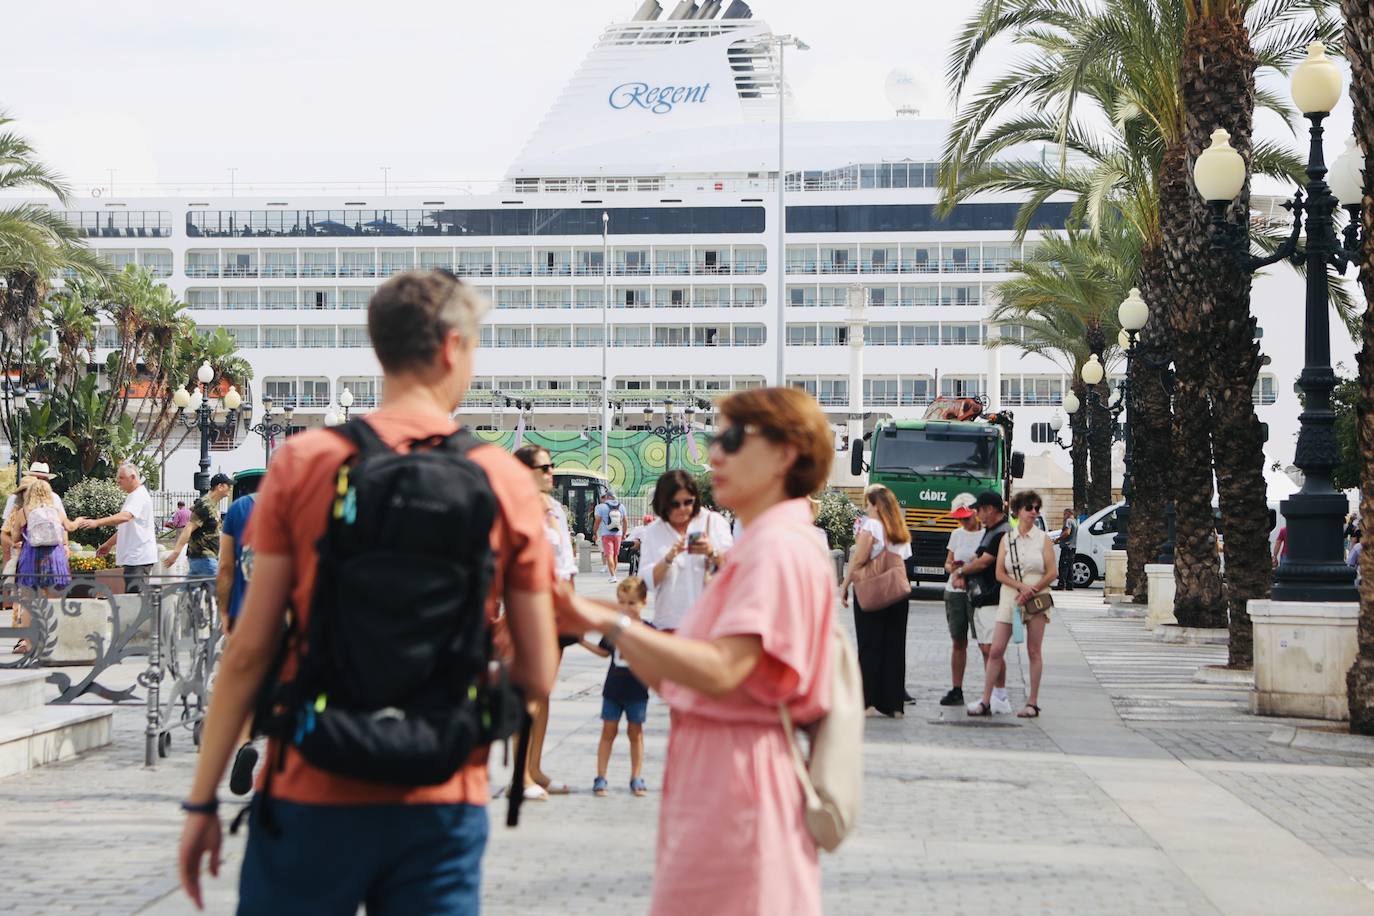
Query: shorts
601 696 648 725
187 556 218 577
973 587 1053 642
600 534 623 556
943 591 974 642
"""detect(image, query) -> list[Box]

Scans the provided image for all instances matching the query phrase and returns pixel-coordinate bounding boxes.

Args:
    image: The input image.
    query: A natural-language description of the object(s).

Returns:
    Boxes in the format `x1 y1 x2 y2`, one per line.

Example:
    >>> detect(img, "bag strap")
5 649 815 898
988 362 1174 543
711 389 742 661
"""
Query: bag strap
778 701 822 814
1010 534 1025 584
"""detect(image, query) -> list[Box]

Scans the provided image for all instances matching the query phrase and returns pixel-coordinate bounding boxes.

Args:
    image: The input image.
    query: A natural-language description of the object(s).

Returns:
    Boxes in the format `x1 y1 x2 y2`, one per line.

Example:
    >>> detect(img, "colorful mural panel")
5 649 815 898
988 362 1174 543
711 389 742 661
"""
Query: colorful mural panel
471 429 709 496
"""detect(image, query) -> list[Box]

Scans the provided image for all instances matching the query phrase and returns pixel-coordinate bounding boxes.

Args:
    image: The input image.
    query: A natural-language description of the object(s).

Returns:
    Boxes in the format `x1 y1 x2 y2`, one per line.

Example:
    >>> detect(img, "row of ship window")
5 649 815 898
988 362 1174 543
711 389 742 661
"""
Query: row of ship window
55 202 1074 240
247 373 1280 412
178 285 992 311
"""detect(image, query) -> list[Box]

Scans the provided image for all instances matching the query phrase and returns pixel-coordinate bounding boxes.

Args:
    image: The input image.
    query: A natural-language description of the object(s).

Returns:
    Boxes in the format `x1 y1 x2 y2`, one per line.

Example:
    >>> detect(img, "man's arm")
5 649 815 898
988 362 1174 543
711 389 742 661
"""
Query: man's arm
503 588 558 700
164 519 198 567
84 510 134 528
215 535 235 625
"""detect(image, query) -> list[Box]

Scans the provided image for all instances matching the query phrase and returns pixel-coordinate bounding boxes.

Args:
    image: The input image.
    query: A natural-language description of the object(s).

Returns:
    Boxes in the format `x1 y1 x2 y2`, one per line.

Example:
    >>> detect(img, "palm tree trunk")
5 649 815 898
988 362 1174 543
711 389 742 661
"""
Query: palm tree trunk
1181 6 1267 664
1129 246 1174 601
1342 0 1374 735
1160 133 1226 627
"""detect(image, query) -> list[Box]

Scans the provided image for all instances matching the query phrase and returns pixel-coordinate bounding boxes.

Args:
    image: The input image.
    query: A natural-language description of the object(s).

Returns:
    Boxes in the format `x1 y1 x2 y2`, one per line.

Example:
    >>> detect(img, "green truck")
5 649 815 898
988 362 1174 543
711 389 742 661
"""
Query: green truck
850 406 1024 585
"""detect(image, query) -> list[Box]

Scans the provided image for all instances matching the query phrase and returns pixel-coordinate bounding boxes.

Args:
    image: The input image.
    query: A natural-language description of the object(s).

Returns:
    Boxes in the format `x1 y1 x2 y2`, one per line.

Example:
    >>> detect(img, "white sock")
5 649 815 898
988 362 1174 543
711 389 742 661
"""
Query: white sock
993 687 1008 701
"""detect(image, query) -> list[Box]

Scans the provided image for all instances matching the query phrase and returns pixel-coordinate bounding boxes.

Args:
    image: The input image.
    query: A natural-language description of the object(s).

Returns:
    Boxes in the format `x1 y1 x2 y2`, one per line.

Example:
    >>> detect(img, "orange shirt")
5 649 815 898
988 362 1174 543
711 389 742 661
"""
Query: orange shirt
246 409 553 805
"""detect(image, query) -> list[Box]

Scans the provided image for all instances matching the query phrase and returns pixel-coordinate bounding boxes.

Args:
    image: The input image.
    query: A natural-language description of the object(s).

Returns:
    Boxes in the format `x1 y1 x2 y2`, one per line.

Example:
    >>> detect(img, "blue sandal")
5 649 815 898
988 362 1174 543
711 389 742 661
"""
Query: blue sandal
630 777 647 796
593 776 608 797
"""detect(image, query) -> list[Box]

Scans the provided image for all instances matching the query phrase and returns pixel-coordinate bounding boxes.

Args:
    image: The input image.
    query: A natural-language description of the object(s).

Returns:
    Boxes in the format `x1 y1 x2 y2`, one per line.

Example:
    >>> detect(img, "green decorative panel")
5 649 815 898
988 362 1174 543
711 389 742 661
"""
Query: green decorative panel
470 429 708 496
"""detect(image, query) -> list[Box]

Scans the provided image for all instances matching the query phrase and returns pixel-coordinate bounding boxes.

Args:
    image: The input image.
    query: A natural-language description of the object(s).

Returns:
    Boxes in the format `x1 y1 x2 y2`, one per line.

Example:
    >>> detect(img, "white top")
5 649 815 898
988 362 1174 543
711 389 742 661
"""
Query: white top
115 485 158 567
1002 526 1050 582
639 509 735 631
3 492 65 526
859 517 913 562
544 499 577 582
945 526 984 592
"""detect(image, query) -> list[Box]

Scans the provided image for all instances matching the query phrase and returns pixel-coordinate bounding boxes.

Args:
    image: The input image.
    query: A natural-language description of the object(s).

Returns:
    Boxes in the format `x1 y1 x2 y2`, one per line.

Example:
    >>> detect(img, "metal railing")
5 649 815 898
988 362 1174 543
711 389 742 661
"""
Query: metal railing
0 575 222 767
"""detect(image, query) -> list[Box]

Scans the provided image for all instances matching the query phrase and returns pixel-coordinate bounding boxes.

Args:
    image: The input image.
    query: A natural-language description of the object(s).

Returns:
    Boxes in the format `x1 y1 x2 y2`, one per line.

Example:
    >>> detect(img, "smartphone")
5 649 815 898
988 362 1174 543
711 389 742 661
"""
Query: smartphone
687 531 703 545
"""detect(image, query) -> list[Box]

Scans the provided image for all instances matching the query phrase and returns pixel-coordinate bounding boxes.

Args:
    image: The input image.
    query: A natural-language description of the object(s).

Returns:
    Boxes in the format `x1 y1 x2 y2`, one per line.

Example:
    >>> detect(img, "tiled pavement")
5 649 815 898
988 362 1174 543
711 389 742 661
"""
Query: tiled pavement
1 582 1372 914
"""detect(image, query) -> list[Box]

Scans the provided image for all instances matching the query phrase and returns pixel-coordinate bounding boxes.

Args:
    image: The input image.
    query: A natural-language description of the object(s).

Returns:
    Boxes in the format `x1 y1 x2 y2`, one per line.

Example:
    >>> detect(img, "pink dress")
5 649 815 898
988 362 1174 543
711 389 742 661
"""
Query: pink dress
653 499 835 916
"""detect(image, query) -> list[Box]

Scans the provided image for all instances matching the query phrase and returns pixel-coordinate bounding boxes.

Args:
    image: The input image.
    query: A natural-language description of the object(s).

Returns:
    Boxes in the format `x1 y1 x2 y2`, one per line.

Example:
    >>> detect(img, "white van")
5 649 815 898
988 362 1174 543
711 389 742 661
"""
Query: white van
1054 499 1286 587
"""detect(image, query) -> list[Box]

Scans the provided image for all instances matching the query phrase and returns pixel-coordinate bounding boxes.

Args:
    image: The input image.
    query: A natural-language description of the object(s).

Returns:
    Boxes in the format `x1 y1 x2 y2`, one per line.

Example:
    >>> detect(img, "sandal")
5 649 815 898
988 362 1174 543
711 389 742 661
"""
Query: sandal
523 784 549 801
593 776 608 797
966 701 992 717
630 777 647 797
1017 704 1042 719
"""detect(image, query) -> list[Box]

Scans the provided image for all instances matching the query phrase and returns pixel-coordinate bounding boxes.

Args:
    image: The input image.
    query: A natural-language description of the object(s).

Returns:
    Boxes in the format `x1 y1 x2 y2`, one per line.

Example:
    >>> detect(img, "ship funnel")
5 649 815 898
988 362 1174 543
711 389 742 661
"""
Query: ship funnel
632 0 663 21
722 1 752 20
667 1 697 19
696 0 722 18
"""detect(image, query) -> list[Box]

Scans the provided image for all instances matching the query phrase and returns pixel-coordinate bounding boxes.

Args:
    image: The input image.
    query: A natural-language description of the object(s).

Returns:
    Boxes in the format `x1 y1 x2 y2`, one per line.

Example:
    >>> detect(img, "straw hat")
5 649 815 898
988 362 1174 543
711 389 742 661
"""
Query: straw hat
25 461 52 480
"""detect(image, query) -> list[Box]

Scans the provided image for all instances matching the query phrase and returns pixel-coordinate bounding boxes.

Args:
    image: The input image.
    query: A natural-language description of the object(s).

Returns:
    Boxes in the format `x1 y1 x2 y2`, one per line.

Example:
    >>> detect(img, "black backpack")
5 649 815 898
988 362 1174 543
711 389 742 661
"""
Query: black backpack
252 419 523 790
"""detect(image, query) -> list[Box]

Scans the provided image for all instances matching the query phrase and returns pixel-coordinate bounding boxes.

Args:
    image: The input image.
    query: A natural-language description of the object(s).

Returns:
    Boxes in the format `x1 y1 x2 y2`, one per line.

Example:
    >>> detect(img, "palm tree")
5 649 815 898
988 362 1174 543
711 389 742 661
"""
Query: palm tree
988 223 1137 512
1341 0 1374 734
940 0 1335 630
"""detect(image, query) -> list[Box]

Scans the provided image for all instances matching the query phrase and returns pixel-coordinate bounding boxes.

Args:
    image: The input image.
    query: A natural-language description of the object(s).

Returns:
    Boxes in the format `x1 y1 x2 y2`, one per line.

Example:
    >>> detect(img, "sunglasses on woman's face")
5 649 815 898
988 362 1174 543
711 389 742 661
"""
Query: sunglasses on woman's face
531 463 554 473
707 424 759 454
1026 504 1042 513
670 498 696 510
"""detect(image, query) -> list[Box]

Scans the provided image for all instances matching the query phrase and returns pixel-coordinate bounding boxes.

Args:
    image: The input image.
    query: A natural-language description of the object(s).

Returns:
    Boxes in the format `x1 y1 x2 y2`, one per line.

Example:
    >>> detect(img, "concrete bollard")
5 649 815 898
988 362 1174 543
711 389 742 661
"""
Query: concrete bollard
576 536 594 574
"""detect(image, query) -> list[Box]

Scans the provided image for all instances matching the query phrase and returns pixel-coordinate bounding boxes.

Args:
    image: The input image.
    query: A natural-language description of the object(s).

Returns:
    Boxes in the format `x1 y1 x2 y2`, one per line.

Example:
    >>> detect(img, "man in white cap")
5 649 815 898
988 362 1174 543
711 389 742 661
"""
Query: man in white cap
940 493 984 707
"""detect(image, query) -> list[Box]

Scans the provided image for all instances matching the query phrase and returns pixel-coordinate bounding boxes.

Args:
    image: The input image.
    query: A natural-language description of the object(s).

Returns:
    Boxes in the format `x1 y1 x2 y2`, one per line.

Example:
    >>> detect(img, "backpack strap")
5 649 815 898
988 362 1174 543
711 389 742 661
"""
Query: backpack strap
326 416 391 458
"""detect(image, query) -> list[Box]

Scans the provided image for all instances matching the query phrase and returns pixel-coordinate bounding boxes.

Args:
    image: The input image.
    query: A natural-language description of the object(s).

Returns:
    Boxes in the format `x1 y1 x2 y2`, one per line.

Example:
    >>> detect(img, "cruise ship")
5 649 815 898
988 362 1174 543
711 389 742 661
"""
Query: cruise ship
41 0 1335 500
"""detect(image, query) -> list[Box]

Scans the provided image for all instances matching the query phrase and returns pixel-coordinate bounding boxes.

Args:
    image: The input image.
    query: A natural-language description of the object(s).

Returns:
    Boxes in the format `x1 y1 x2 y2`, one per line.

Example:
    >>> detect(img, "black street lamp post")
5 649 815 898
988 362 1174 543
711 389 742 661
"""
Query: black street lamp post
1194 42 1365 603
243 395 296 464
173 362 241 496
642 398 698 473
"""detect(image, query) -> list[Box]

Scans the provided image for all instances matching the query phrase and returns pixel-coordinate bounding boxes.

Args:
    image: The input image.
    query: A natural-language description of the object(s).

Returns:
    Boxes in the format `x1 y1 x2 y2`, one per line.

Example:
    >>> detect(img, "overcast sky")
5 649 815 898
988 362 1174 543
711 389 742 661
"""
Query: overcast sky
0 0 1351 195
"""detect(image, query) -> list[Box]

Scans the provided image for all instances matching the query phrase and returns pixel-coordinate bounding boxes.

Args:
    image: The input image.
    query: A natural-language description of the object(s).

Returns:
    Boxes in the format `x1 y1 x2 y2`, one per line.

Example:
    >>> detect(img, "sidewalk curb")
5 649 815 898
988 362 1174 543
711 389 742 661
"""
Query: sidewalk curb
1267 724 1374 759
1108 602 1147 619
1153 625 1228 646
1193 665 1254 686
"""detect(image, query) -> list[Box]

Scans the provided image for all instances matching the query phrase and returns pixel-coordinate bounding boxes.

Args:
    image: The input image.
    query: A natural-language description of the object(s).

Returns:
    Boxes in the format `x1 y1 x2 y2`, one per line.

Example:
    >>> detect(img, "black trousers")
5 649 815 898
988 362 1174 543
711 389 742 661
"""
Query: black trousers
1057 549 1075 590
853 594 909 715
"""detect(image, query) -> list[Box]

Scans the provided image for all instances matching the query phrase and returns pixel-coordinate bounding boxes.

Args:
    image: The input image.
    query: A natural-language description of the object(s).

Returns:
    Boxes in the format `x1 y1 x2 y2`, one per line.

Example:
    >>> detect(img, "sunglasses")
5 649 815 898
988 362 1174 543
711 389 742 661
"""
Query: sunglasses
670 498 696 509
707 424 760 454
1025 504 1042 512
531 463 554 473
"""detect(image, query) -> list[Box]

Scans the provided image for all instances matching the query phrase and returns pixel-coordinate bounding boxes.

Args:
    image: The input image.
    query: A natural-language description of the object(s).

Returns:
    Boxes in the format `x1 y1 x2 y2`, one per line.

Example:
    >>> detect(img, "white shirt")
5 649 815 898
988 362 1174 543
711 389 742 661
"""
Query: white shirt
4 492 65 525
544 499 577 582
859 517 913 562
115 485 158 567
639 510 735 630
945 526 983 592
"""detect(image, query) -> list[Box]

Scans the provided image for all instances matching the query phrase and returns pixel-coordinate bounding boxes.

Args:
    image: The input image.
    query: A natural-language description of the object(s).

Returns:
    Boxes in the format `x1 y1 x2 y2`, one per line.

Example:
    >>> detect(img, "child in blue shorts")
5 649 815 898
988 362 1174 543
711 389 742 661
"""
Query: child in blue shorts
581 576 651 797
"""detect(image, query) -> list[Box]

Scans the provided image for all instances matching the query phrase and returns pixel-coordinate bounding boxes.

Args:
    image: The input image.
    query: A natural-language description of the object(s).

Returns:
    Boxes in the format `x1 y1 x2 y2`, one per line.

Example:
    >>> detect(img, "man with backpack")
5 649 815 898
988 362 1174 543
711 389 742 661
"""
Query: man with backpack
177 271 559 914
595 492 626 582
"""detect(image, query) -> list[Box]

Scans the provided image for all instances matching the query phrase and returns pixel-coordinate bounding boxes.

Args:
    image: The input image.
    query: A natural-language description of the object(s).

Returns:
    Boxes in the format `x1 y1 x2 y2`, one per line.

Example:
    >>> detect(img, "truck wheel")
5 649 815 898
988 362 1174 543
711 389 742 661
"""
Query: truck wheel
1071 556 1097 587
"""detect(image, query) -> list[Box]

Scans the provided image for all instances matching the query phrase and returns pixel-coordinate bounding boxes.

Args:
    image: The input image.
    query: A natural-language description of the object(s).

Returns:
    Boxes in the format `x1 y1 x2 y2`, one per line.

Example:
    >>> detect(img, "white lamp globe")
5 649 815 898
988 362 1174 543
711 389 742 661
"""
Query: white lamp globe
1291 42 1343 115
1194 129 1247 202
339 388 354 409
1330 136 1366 207
188 389 204 412
1118 287 1149 332
1081 354 1105 385
1063 391 1080 415
1049 411 1064 432
324 410 340 427
223 386 243 411
196 361 214 385
173 387 191 410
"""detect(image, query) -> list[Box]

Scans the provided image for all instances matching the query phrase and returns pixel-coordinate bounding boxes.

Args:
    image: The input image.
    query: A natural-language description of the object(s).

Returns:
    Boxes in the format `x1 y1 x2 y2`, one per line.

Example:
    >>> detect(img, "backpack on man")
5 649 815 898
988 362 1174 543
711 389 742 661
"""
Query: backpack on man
607 503 623 532
246 419 525 828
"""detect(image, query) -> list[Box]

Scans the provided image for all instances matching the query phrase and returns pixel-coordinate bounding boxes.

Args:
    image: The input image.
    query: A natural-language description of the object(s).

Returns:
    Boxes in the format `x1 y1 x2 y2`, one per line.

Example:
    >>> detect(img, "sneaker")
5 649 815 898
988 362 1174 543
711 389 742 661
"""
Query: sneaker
229 743 258 796
593 776 608 797
609 576 619 584
938 687 964 707
991 695 1014 715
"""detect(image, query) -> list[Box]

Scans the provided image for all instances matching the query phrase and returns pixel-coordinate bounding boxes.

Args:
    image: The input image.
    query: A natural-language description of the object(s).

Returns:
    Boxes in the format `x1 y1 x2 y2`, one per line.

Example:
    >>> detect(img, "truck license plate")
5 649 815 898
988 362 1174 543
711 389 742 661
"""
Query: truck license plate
914 566 944 577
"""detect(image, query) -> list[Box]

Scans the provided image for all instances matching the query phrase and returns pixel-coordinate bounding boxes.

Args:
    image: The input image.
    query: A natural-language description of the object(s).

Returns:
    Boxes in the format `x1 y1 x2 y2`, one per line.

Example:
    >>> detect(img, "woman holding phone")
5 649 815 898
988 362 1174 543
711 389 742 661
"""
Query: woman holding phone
636 469 732 632
553 386 836 915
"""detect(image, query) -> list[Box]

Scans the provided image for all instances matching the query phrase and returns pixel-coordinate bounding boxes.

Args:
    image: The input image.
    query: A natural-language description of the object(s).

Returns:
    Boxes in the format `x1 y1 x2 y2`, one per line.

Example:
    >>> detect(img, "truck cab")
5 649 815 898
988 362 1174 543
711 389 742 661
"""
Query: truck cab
852 411 1023 585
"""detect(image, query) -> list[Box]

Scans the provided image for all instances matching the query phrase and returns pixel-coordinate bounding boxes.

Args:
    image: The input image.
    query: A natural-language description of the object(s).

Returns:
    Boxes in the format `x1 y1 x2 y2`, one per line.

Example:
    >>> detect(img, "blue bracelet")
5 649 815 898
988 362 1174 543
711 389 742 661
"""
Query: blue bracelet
181 798 219 815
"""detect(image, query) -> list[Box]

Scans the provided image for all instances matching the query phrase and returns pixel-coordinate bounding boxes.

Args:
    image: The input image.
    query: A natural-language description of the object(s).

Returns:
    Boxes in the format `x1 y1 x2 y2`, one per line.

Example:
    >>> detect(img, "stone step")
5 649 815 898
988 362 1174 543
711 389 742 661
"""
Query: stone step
0 669 49 715
0 705 114 779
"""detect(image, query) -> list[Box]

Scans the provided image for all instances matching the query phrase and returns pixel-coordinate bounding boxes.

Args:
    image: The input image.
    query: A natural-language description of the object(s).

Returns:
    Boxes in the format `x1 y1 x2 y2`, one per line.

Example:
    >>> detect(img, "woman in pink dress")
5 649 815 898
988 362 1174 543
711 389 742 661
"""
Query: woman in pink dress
556 387 836 916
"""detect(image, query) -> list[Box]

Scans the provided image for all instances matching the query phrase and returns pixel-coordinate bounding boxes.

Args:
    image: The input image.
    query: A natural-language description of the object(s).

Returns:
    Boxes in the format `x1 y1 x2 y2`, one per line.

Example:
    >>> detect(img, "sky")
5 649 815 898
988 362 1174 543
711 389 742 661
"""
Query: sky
0 0 1354 195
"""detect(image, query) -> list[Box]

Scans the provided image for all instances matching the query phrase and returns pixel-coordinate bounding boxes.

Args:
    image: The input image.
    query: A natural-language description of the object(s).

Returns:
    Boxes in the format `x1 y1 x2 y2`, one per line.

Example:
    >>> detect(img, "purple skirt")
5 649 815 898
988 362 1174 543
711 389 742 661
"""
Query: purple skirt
17 542 71 590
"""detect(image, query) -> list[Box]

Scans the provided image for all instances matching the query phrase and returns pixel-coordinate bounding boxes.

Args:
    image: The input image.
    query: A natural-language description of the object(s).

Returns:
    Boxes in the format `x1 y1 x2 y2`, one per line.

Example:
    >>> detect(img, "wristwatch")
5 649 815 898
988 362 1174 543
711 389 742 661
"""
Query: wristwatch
603 613 634 648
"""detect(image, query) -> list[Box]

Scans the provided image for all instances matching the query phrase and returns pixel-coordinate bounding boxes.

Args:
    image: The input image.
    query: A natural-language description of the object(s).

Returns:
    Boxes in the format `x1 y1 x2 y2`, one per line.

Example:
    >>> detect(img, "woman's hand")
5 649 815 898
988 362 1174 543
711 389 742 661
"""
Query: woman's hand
177 812 222 910
687 535 713 557
1016 584 1037 606
666 536 687 562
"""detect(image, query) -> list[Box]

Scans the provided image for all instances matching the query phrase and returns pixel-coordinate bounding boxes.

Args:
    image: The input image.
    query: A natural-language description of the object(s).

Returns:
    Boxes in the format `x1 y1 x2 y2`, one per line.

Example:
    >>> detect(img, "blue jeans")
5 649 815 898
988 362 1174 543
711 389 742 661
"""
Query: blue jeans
238 798 488 915
187 556 218 577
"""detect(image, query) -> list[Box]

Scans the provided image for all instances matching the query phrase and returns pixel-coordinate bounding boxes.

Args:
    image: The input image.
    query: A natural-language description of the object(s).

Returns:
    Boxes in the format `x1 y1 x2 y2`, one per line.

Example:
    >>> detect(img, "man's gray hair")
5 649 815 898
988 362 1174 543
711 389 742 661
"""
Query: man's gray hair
117 461 141 480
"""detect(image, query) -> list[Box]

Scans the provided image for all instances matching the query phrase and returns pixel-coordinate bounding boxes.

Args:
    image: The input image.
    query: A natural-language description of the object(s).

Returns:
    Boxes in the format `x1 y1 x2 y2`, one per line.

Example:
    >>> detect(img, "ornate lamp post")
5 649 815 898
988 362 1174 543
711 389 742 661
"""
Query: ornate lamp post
173 361 241 496
1048 408 1073 451
3 382 42 477
642 398 697 474
1193 42 1365 602
243 394 295 463
1108 288 1151 552
324 389 353 427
